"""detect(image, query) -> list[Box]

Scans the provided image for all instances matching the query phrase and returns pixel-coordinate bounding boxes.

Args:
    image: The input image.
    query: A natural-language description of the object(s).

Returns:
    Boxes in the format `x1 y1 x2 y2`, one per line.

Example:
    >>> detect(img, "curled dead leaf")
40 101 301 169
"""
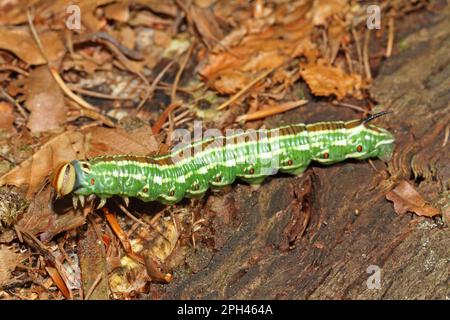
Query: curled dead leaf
17 186 85 240
199 4 315 94
0 131 86 198
301 60 363 99
0 27 65 65
386 181 440 218
25 66 67 133
84 125 159 158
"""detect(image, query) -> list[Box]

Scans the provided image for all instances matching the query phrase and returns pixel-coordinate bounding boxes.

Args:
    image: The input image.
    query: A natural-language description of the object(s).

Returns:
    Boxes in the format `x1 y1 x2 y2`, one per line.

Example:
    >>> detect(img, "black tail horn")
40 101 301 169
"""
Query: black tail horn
363 111 392 124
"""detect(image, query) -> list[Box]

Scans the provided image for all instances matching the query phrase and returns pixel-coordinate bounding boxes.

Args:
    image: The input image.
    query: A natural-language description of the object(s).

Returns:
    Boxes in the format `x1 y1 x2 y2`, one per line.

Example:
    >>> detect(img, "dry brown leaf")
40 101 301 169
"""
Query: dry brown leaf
128 10 171 28
199 4 315 94
0 0 32 25
0 131 86 198
85 125 159 158
104 2 130 22
386 181 440 217
300 60 362 99
134 0 178 17
189 5 224 47
17 186 85 240
0 102 14 129
0 27 65 65
78 0 113 32
307 0 348 26
0 246 24 286
25 66 67 133
0 124 158 198
118 26 136 51
44 265 71 299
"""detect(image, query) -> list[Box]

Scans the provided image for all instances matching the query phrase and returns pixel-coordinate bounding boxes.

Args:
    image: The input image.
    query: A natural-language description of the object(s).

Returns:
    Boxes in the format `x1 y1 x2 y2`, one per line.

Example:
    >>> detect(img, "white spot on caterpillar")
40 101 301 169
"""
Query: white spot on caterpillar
154 175 162 185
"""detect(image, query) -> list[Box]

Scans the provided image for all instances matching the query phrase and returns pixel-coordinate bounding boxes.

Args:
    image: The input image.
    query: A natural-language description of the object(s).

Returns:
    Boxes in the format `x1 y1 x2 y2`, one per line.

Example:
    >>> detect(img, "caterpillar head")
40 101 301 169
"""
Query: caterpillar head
51 162 77 196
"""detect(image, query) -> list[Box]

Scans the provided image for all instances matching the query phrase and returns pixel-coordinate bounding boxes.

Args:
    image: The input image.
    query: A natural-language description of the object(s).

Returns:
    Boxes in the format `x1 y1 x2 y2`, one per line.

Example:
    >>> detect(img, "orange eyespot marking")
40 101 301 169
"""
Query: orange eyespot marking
287 159 293 166
90 178 95 185
323 152 329 159
249 168 255 174
357 145 363 152
143 187 149 193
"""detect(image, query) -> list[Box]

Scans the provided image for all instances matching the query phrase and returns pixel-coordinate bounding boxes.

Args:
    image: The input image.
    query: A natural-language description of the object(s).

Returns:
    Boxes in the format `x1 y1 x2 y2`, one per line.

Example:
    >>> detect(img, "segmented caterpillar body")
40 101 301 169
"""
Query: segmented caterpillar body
52 113 395 207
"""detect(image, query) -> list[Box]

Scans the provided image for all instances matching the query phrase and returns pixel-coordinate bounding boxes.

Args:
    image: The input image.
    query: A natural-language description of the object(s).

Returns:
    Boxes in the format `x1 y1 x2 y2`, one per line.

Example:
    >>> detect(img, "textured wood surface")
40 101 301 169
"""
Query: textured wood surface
151 6 450 300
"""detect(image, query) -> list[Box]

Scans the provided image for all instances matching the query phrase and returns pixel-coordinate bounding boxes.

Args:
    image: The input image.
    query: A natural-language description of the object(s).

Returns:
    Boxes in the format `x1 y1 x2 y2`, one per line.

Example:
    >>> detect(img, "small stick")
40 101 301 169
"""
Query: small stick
136 60 176 113
332 101 369 114
442 123 449 147
0 88 28 119
84 273 103 300
236 99 308 122
68 86 135 100
27 10 115 128
102 206 144 264
363 29 372 81
171 44 194 104
152 103 181 134
0 64 30 76
49 68 104 112
386 14 395 57
217 68 274 111
114 199 151 228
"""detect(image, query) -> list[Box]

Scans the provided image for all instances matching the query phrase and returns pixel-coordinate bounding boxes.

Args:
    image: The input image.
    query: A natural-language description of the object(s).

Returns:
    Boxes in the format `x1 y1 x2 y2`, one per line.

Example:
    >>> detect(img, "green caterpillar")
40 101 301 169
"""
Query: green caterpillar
52 112 395 208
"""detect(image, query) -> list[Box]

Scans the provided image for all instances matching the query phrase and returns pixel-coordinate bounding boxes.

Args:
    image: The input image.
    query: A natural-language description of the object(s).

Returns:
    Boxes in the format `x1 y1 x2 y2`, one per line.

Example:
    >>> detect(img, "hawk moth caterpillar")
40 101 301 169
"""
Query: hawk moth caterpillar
52 112 395 208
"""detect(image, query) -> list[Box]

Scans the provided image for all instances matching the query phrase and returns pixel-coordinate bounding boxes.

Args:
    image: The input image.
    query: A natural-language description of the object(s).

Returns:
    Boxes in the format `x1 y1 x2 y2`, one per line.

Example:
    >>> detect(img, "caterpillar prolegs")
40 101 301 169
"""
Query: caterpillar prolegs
51 112 395 208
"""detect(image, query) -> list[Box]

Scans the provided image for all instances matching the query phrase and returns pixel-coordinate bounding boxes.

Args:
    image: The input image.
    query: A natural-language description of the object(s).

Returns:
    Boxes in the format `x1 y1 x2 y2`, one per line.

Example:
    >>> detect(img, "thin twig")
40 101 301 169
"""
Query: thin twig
236 99 308 122
0 88 28 119
68 86 135 100
162 109 192 129
363 29 372 81
152 103 182 134
114 199 151 228
136 60 176 113
386 14 395 57
26 10 47 64
332 101 369 114
27 10 115 128
49 68 104 112
98 39 151 111
442 123 449 147
84 273 103 300
0 64 30 76
171 44 194 104
217 68 274 111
